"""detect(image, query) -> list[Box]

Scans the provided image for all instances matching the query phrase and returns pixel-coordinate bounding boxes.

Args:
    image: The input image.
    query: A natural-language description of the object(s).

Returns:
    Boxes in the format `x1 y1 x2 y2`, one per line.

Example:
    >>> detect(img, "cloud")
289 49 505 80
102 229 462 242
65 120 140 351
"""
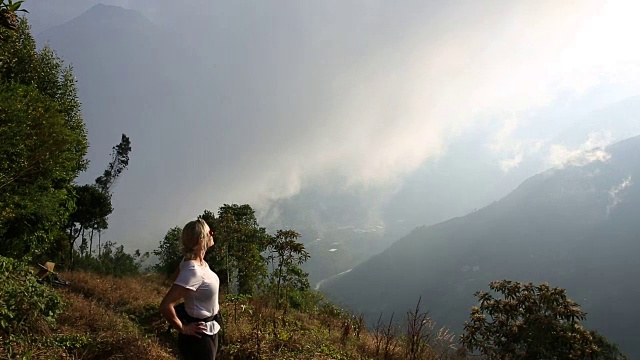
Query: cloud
32 0 640 251
488 117 548 172
547 131 614 168
607 176 633 215
500 153 524 173
176 1 640 194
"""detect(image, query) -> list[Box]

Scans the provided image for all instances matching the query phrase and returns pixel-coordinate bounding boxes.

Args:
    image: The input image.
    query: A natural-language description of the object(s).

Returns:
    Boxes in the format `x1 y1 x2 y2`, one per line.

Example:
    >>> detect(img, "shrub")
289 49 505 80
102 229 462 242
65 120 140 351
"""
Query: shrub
152 226 182 276
460 280 627 359
75 241 148 277
0 256 64 336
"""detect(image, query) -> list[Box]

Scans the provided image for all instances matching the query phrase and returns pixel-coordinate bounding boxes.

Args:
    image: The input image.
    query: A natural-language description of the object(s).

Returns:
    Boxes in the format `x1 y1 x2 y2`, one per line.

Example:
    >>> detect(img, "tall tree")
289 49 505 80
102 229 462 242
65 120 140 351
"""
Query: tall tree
0 18 88 258
207 204 269 295
95 134 131 195
93 134 131 255
266 230 310 311
64 184 112 265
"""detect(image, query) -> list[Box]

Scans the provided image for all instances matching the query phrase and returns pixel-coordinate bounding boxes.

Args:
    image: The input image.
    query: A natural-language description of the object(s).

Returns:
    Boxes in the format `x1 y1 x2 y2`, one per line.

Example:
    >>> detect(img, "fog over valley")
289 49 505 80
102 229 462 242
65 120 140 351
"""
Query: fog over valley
28 0 640 251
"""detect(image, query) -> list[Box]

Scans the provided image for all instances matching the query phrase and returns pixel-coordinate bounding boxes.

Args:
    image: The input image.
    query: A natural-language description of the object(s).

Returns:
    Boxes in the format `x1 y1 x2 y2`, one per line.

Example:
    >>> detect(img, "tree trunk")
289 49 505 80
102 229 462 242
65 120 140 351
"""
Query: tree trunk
89 228 95 255
276 260 284 310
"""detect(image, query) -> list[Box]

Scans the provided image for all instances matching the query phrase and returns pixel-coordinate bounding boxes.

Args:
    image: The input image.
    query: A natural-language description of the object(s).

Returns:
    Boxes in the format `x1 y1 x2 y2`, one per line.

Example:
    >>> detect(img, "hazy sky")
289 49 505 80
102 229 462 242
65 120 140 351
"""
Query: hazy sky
29 0 640 253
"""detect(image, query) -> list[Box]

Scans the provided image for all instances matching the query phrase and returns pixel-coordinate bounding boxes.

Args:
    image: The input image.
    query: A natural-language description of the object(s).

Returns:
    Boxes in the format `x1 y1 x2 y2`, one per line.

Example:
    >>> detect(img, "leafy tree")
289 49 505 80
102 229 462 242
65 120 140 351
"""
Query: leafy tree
92 134 131 255
75 241 148 277
0 18 87 258
64 184 112 264
211 204 269 296
152 226 183 276
460 280 627 359
95 134 131 195
266 230 310 311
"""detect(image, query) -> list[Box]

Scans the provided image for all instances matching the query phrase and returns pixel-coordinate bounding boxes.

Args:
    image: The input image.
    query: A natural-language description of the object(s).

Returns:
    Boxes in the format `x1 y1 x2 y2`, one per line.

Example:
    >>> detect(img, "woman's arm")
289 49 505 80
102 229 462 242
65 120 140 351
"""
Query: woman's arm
160 284 207 338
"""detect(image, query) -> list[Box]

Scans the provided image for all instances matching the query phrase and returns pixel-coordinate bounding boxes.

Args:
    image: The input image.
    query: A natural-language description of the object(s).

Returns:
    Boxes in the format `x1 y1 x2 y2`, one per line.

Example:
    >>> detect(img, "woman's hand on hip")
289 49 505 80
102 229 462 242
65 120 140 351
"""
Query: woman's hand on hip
181 322 206 338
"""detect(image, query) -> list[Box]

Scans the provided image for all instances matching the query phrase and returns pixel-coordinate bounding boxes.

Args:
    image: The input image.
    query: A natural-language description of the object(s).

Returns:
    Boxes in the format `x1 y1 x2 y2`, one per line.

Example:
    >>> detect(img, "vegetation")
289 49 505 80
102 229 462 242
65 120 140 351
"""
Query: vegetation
0 256 64 336
153 226 183 276
0 0 27 36
65 134 133 267
0 268 465 360
460 280 627 359
266 229 311 311
0 17 88 259
209 204 271 295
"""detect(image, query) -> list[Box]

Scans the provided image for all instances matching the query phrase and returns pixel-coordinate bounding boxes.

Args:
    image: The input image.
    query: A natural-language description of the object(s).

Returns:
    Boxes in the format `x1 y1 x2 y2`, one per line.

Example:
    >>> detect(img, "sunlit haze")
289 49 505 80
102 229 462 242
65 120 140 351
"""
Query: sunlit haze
29 0 640 253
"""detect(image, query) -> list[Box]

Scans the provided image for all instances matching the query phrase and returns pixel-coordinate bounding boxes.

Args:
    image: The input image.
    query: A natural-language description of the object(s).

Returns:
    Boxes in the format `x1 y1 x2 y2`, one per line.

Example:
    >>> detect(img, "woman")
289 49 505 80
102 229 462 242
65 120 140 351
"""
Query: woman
160 218 220 360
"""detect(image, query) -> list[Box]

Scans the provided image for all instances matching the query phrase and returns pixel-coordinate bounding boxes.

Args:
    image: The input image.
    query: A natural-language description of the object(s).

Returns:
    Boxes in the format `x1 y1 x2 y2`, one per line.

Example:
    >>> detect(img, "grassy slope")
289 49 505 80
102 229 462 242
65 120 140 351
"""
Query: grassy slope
1 271 461 360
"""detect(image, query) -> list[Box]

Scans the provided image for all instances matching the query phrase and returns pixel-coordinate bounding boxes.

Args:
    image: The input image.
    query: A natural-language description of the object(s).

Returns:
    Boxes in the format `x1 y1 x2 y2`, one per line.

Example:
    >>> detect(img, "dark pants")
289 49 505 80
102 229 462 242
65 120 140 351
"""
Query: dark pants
178 333 218 360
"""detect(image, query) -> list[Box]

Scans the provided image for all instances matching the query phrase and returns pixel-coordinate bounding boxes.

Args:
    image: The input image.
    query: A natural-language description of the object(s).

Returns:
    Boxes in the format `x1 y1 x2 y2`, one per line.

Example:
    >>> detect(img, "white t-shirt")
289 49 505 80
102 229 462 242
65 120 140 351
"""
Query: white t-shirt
174 260 220 334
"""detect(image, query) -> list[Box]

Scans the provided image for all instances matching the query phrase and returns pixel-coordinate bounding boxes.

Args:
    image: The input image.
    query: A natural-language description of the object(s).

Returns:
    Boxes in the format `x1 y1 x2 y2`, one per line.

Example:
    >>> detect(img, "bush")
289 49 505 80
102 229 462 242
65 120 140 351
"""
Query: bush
152 226 182 276
0 256 64 336
461 280 627 359
75 241 148 277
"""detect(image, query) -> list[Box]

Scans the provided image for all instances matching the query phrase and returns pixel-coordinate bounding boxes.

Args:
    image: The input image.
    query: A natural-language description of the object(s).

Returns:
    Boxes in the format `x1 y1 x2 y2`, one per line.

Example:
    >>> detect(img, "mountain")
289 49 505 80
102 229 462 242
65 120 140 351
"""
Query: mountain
555 96 640 148
33 4 219 252
35 4 179 172
266 97 640 288
323 135 640 357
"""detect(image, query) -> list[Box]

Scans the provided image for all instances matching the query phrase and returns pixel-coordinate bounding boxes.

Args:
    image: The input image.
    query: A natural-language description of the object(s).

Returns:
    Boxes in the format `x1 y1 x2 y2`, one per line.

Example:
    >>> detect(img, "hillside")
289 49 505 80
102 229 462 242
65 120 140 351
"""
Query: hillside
0 270 462 359
323 135 640 357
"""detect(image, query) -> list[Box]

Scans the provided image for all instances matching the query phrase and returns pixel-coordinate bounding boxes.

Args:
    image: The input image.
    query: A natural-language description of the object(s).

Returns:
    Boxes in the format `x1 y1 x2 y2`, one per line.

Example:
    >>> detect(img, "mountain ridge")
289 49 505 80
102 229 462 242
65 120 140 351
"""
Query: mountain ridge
323 134 640 357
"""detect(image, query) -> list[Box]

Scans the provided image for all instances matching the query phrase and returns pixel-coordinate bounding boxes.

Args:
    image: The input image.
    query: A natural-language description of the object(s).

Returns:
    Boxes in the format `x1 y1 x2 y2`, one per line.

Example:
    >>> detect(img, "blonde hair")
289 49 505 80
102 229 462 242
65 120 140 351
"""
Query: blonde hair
181 218 209 260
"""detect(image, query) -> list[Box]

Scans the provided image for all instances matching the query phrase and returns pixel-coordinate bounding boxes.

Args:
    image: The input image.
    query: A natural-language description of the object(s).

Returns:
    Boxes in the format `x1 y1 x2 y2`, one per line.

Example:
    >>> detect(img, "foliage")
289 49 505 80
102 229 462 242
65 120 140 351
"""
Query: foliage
0 256 64 336
266 229 310 311
152 226 182 276
207 204 270 295
65 184 112 262
0 268 472 360
460 280 627 359
64 134 131 267
0 0 27 37
75 241 149 277
0 18 87 258
95 134 132 195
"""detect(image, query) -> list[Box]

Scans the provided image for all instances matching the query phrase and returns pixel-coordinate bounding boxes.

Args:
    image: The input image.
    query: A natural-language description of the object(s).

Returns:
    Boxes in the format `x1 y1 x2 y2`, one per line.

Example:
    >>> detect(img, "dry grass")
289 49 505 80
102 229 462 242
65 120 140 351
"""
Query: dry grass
54 288 174 359
1 271 465 359
61 271 167 313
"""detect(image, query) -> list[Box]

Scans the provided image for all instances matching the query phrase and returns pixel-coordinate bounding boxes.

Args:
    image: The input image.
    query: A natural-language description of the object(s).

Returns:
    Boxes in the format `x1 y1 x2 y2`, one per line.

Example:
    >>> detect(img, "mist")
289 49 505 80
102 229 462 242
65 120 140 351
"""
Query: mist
28 0 640 253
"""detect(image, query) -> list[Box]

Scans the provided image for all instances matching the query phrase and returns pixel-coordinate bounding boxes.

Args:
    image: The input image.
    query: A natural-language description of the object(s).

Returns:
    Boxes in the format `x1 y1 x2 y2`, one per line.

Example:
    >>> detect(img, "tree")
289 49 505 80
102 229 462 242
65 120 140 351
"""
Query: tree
0 18 87 259
75 241 148 277
266 230 310 311
210 204 269 296
153 226 183 276
92 134 131 256
64 184 112 265
95 134 131 195
460 280 627 359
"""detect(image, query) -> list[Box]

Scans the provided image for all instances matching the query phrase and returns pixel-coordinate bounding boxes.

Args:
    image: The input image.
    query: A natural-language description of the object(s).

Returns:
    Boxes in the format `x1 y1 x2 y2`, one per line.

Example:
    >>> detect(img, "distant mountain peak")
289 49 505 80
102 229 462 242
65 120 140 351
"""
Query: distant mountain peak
83 3 144 17
40 2 155 37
